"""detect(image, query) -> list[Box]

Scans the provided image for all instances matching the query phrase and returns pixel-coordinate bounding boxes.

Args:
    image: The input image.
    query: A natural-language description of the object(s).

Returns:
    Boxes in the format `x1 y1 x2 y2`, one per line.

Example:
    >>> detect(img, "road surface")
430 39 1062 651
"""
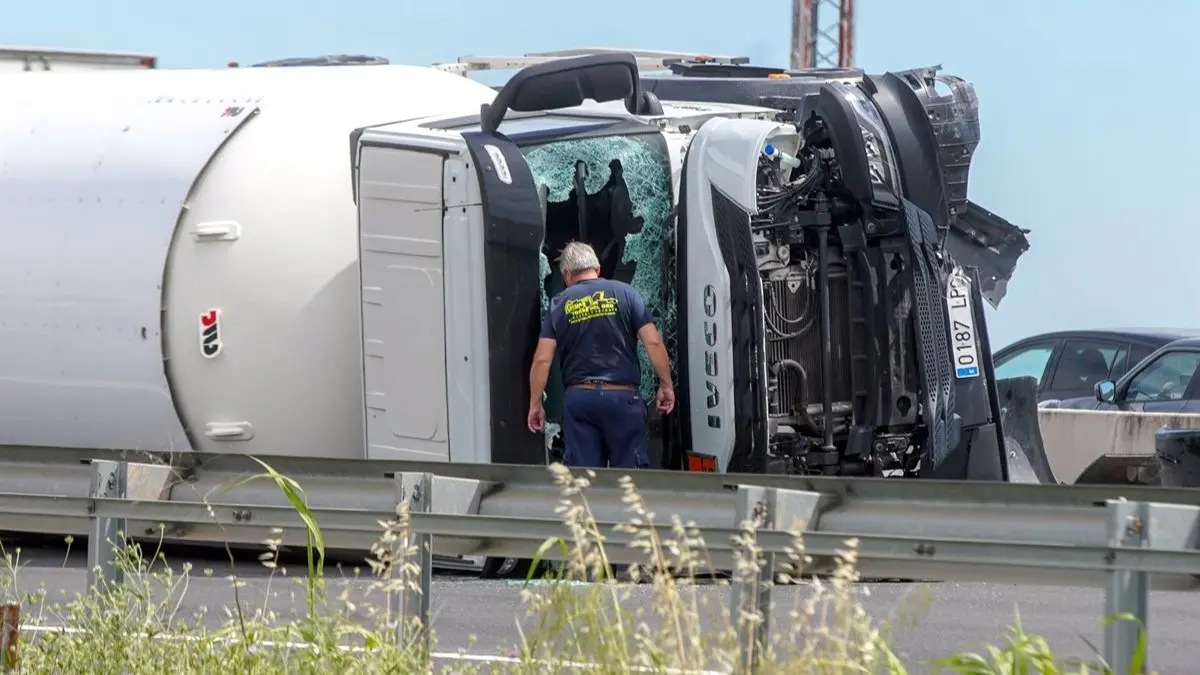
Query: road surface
0 543 1193 674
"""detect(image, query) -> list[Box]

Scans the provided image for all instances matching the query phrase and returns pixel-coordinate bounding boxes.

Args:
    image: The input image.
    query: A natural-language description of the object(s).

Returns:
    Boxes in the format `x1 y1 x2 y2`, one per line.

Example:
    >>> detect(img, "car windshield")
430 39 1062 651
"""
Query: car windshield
1127 350 1200 401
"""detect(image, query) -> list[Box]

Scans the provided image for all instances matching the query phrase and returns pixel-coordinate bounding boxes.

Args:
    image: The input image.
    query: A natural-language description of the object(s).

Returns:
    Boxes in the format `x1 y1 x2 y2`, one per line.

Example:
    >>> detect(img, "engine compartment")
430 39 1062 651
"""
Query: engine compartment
668 85 1005 478
748 121 932 476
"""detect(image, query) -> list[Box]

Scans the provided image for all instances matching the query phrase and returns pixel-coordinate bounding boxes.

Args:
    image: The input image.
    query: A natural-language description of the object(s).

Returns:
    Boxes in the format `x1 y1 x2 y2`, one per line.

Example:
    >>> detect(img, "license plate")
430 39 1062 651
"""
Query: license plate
946 270 980 379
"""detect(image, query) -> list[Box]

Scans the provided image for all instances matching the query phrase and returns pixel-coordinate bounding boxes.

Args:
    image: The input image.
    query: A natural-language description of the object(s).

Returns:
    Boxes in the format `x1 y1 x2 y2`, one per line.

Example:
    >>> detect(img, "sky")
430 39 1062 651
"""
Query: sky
3 0 1198 348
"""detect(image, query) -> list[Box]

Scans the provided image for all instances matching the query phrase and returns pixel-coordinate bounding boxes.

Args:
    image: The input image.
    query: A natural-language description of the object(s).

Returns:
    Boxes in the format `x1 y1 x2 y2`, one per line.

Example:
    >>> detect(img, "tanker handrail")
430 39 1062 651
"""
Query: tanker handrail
0 45 157 60
0 45 157 68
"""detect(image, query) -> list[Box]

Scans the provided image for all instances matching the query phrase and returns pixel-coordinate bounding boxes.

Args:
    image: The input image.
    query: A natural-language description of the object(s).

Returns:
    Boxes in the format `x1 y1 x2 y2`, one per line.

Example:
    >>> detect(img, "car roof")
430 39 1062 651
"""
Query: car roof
1103 327 1200 340
1163 336 1200 349
996 328 1200 353
1019 328 1200 343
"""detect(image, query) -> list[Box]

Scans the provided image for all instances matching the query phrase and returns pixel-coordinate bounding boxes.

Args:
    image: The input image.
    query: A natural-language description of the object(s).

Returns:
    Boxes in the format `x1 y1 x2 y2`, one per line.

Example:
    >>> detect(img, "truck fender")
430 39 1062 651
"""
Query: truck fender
995 376 1058 484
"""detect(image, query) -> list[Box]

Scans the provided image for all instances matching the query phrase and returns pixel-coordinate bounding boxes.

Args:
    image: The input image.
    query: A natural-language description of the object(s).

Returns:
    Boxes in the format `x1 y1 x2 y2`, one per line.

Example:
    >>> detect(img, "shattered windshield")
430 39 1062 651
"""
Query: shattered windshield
522 134 675 449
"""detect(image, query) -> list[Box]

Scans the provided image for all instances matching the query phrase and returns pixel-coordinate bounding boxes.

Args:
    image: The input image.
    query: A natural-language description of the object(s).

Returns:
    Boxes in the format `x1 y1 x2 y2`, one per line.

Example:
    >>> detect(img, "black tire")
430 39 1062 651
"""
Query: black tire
480 556 535 580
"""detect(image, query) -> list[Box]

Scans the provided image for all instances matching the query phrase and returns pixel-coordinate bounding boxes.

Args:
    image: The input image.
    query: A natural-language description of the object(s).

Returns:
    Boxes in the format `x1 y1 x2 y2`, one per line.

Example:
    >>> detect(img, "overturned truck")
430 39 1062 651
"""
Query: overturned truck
362 49 1041 481
0 47 1049 581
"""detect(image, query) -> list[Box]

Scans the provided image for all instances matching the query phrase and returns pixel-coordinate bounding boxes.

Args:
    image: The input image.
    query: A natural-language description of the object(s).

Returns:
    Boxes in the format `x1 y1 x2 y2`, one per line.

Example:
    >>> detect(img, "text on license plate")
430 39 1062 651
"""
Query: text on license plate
946 271 980 379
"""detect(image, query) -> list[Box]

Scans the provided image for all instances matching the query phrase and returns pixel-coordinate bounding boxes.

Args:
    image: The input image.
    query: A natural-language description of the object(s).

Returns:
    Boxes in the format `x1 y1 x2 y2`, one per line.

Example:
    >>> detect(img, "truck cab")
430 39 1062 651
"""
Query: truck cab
350 52 1026 482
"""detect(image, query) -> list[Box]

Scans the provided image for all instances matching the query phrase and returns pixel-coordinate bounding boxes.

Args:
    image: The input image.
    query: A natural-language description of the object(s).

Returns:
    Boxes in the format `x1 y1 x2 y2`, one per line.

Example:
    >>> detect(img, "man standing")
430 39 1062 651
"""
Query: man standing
527 241 674 469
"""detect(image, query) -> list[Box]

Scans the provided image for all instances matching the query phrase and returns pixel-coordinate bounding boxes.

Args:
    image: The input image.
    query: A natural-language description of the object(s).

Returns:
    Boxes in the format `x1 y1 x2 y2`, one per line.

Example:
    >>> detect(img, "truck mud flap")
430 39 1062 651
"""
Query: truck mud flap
995 376 1057 484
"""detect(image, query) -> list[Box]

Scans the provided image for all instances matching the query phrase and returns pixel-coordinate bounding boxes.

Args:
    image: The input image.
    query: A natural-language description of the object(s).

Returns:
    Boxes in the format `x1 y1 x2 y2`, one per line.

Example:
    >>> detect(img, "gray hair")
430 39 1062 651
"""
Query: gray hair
557 241 601 275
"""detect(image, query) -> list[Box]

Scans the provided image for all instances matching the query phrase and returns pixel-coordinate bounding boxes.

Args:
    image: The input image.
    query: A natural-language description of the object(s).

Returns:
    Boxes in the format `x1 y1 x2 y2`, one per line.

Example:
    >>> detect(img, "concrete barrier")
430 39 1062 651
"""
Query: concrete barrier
1037 408 1200 484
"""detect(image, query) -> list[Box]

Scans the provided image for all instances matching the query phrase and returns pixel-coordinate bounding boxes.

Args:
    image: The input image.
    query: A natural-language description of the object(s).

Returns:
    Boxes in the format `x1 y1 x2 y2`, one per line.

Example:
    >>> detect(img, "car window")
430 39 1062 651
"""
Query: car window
1047 340 1126 391
1108 346 1129 378
1126 350 1200 402
1108 345 1135 379
1126 345 1156 372
993 342 1056 386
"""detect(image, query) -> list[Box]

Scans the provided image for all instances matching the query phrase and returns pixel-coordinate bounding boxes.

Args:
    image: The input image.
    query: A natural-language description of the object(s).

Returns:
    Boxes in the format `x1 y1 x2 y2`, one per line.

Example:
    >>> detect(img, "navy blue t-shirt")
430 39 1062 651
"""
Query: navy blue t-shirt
540 278 655 387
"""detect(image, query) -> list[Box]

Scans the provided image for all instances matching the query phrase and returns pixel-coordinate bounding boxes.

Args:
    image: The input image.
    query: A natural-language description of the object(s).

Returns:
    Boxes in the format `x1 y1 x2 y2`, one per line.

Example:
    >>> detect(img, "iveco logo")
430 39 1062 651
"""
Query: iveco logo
702 284 720 429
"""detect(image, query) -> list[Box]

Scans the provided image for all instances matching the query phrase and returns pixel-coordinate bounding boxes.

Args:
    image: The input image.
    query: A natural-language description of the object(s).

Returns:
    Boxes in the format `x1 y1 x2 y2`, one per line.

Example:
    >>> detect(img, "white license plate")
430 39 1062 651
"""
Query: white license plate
946 270 980 379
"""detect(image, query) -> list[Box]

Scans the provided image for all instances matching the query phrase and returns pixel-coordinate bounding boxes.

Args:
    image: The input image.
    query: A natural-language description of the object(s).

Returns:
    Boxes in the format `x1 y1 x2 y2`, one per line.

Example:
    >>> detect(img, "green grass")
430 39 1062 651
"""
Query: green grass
0 460 1154 674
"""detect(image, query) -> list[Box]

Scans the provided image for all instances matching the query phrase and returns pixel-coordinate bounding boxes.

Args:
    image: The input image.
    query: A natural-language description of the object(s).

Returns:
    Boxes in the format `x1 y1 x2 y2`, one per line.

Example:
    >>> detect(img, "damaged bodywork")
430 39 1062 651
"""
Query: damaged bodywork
641 60 1031 309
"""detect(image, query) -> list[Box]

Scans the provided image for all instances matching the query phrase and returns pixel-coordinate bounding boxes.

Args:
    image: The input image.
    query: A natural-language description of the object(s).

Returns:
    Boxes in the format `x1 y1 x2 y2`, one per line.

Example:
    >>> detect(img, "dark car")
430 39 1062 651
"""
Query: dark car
992 329 1200 404
1088 337 1200 413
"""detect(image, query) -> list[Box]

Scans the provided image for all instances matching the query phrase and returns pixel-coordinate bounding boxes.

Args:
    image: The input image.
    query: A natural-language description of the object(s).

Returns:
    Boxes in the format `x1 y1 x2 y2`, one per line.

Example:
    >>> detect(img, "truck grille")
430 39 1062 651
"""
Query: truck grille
766 275 853 415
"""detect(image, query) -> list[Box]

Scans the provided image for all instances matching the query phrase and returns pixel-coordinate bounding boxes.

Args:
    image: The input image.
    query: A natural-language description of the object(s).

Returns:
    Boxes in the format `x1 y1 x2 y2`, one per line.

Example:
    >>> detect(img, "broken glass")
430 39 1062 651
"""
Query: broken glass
524 135 675 452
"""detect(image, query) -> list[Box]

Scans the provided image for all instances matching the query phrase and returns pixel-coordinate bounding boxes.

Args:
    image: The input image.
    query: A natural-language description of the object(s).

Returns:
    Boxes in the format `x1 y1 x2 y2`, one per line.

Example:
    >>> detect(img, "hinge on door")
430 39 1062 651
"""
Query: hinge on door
192 220 242 242
204 421 254 441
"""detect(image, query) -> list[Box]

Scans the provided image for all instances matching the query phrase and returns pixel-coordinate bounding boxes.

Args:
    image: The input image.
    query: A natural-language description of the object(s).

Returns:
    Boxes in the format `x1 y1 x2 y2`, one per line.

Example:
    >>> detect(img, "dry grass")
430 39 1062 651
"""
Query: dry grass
0 461 1151 674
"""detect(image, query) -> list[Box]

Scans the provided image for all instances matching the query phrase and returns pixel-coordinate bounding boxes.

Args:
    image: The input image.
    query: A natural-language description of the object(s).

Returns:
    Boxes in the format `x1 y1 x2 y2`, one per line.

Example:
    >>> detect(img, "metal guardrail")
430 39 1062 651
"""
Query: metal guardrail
0 454 1194 672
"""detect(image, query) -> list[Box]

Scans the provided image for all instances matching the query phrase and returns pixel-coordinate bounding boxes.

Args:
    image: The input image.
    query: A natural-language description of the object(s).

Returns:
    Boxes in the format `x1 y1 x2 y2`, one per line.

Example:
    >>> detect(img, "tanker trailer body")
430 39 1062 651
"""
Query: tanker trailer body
0 64 498 459
350 53 1040 481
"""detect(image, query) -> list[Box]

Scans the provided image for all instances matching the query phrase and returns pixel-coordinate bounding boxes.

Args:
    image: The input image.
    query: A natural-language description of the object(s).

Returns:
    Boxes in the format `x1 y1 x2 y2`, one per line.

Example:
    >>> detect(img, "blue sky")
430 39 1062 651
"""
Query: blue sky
3 0 1197 348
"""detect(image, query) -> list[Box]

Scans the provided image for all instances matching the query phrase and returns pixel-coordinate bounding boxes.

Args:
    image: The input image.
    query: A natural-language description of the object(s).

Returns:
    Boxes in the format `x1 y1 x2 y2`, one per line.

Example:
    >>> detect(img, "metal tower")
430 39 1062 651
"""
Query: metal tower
790 0 856 69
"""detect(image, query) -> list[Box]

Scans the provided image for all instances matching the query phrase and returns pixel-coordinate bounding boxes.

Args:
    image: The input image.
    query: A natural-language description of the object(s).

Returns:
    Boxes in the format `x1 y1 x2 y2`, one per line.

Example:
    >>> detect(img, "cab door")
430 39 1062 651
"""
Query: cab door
458 131 548 467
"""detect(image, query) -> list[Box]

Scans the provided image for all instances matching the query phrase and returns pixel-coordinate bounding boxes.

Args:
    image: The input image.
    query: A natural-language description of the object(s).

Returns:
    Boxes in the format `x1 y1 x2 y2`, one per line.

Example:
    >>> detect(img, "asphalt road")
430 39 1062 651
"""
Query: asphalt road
0 543 1194 674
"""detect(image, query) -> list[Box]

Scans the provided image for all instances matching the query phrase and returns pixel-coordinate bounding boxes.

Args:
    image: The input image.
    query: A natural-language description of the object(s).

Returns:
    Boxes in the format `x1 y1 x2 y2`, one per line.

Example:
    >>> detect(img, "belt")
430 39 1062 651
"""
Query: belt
567 380 638 392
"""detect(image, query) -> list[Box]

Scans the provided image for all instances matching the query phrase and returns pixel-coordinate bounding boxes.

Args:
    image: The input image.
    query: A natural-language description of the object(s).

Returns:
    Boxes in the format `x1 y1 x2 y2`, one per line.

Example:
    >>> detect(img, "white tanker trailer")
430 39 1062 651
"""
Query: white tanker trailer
0 50 1047 485
0 62 498 459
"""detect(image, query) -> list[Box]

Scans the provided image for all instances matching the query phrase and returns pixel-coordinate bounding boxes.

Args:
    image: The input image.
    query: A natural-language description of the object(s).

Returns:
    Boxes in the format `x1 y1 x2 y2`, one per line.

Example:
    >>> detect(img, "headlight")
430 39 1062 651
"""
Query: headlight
827 82 903 196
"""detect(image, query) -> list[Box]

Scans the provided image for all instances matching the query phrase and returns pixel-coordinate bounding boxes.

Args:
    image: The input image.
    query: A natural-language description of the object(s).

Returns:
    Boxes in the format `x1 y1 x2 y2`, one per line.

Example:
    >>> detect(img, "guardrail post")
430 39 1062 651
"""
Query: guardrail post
87 460 128 592
732 485 773 673
730 485 821 673
0 603 18 672
394 472 433 654
1104 500 1200 674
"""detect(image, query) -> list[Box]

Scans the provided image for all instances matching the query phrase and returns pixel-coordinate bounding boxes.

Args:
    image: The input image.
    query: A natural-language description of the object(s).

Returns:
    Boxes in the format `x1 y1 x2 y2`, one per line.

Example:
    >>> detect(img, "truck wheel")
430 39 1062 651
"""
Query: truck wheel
480 556 533 580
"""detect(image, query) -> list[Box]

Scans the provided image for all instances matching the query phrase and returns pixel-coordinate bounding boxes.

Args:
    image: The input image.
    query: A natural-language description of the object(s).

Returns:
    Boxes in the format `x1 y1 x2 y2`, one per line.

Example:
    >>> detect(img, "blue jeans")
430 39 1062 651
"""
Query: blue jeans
561 387 649 469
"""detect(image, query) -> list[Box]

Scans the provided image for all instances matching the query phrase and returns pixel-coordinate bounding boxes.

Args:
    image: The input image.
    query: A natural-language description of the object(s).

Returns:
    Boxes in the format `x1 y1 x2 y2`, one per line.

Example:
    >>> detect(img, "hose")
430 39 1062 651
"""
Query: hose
772 359 820 434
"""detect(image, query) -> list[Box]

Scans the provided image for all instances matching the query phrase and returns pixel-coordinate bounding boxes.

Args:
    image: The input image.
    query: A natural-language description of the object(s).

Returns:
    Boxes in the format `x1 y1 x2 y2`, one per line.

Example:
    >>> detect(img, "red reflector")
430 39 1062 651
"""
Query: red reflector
139 56 157 68
685 453 717 473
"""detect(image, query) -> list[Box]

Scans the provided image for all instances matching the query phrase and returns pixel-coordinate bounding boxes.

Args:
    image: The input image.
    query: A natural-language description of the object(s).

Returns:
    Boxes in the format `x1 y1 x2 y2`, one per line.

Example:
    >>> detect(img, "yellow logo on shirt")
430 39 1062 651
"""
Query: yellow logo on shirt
563 291 619 324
